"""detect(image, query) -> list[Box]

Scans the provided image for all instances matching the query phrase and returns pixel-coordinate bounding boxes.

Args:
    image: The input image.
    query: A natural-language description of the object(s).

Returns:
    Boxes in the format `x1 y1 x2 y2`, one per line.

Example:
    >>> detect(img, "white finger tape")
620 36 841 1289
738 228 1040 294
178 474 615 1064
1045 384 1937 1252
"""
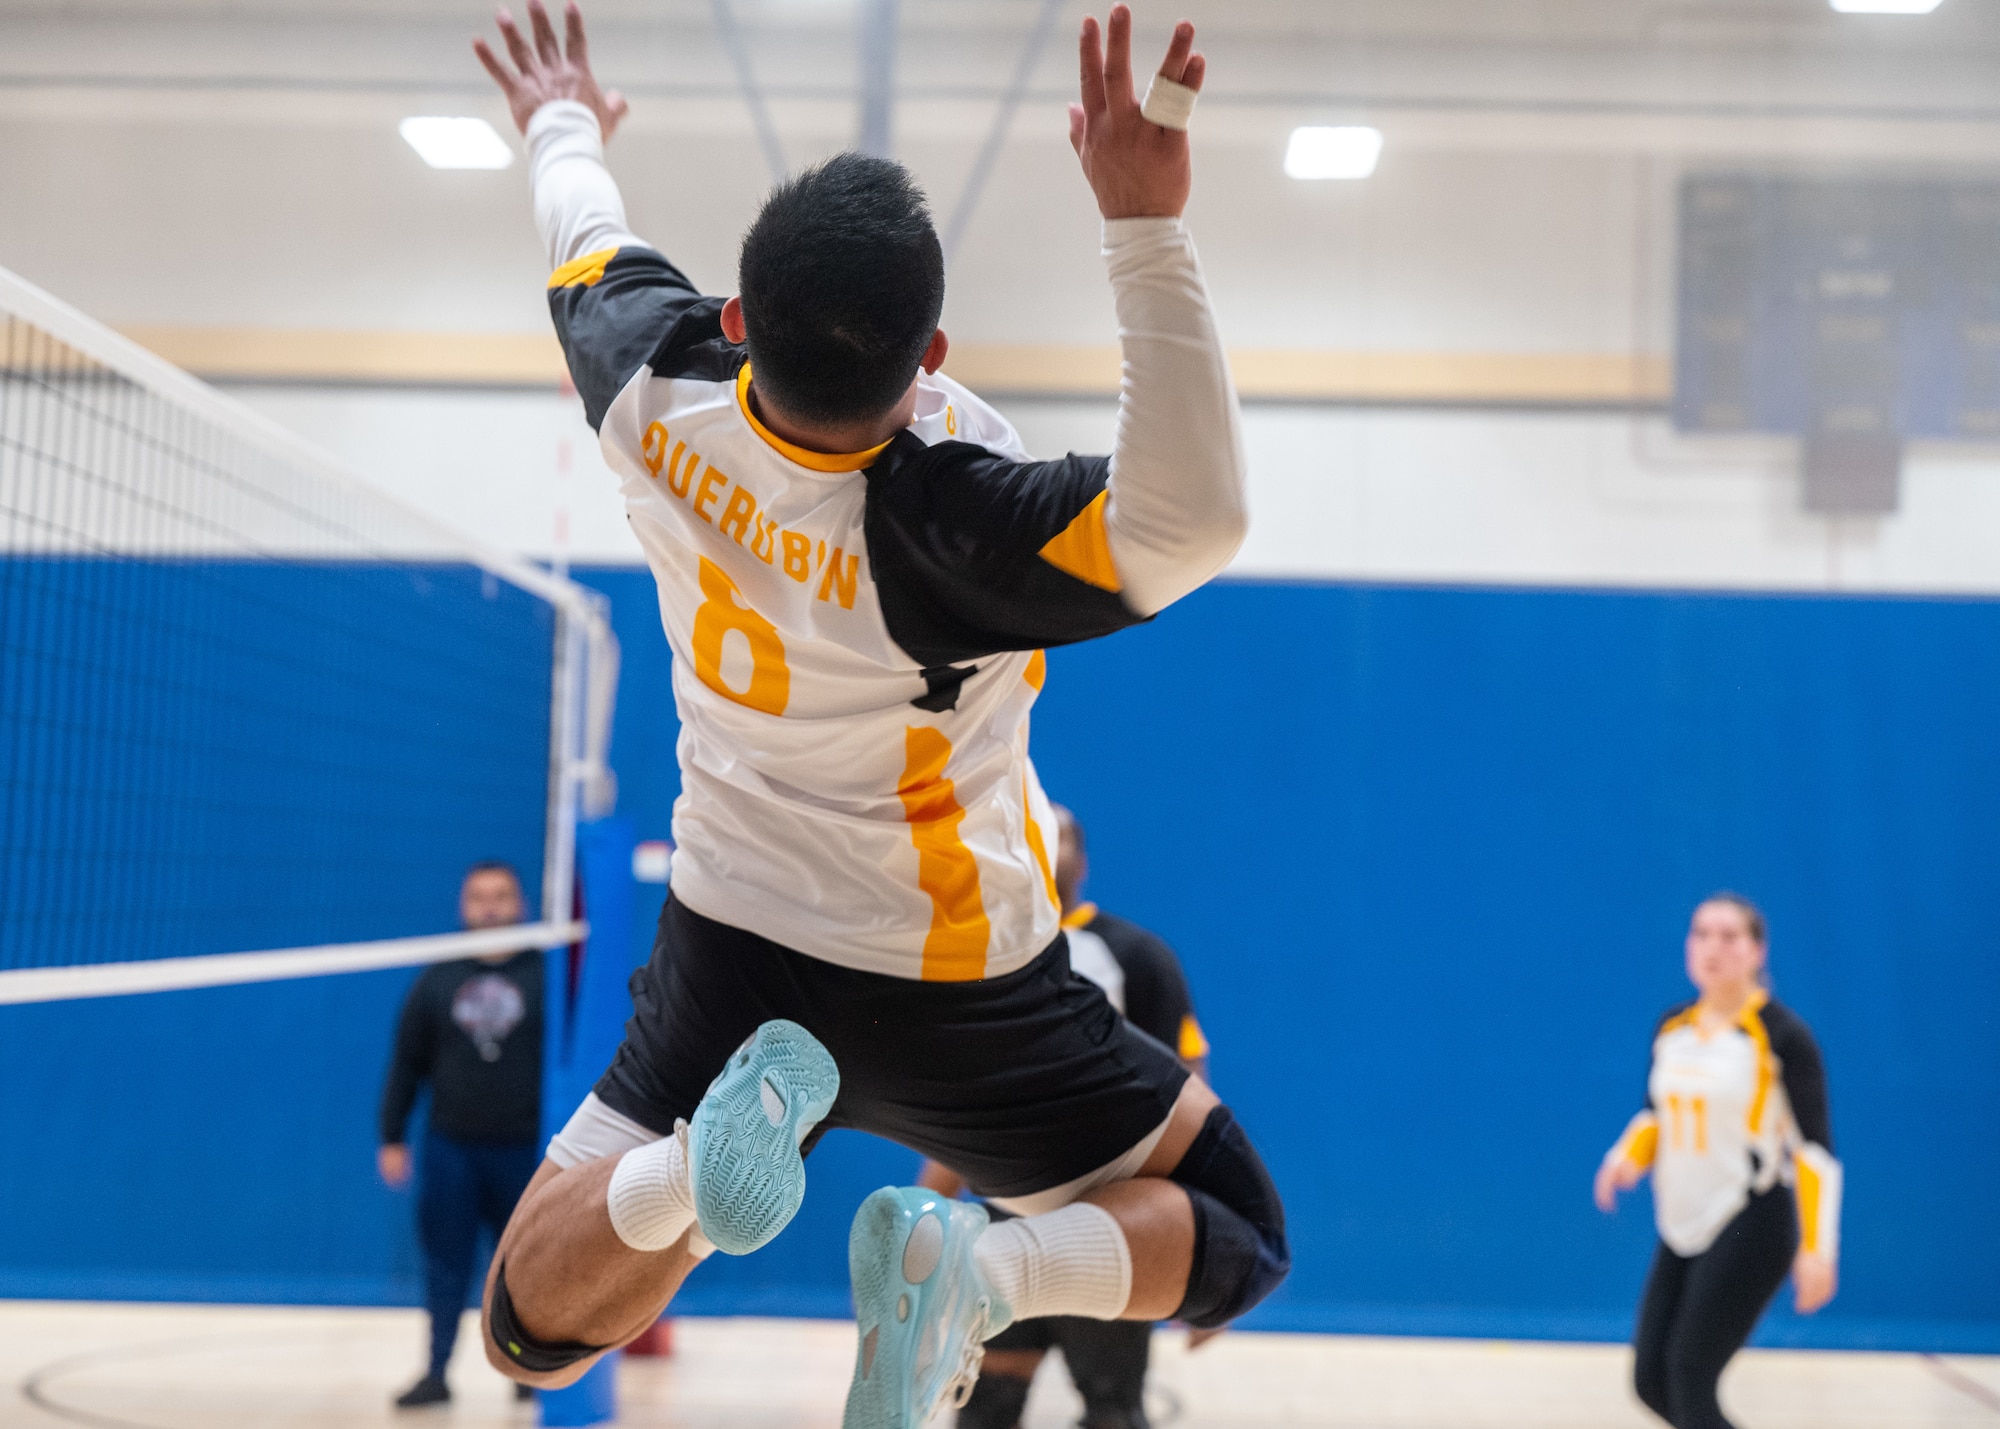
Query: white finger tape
1141 74 1198 132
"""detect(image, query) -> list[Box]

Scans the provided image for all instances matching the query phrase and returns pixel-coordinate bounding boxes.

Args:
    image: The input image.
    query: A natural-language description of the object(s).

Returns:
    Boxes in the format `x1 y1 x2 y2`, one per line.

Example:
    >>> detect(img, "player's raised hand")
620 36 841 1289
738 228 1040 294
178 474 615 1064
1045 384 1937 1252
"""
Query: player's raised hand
1068 6 1205 220
474 0 629 140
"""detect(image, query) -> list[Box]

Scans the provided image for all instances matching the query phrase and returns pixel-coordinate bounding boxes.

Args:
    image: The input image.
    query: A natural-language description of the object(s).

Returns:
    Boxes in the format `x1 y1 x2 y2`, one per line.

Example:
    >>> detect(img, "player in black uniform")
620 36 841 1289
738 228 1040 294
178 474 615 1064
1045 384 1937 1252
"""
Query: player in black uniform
927 806 1211 1429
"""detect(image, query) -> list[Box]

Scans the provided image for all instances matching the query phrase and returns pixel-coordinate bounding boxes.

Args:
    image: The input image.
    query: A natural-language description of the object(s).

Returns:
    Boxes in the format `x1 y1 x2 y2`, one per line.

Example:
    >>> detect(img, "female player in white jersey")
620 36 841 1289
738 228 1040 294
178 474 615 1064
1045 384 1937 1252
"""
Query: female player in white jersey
465 5 1287 1427
1595 894 1841 1429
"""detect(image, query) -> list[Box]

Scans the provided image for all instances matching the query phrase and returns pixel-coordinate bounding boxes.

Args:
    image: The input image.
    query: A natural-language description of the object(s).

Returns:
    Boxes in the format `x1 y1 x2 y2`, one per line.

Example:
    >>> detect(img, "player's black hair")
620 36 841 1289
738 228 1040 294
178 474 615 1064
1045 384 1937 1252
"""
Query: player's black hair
465 859 522 888
738 153 946 427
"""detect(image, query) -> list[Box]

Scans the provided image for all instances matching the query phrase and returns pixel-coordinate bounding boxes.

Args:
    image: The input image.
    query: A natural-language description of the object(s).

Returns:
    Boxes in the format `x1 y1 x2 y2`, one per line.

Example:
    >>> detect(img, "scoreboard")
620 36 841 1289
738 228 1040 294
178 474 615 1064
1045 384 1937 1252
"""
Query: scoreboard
1677 174 2000 442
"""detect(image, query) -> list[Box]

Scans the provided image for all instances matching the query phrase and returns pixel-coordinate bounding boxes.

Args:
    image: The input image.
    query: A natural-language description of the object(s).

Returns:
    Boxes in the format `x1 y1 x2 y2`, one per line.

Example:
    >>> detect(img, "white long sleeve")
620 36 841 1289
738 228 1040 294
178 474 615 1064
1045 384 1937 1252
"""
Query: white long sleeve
525 100 648 271
1099 217 1249 616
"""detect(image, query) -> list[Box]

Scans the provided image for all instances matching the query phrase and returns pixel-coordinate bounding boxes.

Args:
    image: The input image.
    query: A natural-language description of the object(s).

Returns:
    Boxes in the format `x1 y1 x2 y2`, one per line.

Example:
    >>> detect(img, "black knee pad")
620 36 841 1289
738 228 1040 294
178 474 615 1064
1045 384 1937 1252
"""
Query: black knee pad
1168 1106 1289 1328
955 1366 1032 1429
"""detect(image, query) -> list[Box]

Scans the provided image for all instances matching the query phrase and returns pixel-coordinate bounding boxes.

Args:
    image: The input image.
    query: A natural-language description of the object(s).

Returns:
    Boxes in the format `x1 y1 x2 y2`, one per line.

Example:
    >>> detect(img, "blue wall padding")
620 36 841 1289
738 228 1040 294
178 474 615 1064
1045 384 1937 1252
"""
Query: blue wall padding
2 572 1996 1355
1026 580 2000 1351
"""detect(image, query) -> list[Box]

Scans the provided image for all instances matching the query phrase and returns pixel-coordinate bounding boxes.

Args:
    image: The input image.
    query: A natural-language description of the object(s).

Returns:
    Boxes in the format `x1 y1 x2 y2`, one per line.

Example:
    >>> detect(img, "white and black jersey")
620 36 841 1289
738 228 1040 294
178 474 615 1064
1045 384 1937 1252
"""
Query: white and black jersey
526 101 1246 983
1605 992 1842 1262
1061 903 1209 1063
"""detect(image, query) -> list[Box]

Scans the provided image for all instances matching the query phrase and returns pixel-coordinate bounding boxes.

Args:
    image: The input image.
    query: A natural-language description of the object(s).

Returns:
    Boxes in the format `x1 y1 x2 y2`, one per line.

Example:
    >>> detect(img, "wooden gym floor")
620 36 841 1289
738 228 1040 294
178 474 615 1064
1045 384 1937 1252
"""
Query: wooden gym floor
1 1302 1993 1428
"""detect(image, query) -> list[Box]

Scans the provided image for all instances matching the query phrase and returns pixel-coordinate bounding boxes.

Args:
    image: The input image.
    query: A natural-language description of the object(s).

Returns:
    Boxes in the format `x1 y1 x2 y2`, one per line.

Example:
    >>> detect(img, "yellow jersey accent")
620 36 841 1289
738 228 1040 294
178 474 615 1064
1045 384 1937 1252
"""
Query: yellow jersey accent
735 364 893 474
548 247 619 289
1656 1005 1701 1037
1796 1153 1823 1253
1022 774 1060 913
1793 1141 1842 1262
1738 990 1773 1133
897 727 990 980
1038 489 1122 592
1178 1014 1211 1062
1024 648 1047 690
1607 1110 1659 1171
1061 901 1099 931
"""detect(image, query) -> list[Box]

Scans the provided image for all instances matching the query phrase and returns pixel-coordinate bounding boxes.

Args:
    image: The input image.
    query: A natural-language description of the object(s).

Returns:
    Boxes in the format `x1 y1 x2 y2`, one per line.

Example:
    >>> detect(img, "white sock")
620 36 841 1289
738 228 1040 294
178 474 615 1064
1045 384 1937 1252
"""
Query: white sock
973 1202 1133 1323
606 1121 697 1252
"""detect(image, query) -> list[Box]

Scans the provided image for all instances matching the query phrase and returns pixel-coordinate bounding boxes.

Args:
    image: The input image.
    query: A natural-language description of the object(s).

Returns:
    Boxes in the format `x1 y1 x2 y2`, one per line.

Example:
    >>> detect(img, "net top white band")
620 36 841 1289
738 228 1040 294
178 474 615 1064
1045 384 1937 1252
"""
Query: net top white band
0 922 588 1005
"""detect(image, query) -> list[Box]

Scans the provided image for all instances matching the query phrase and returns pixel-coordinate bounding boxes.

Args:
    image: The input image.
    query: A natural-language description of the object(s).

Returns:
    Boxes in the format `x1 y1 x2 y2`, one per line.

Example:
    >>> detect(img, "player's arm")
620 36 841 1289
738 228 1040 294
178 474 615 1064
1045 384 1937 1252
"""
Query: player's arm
1594 1107 1658 1211
865 9 1241 665
1073 7 1246 617
1770 1008 1841 1313
478 0 720 430
476 0 632 264
1595 1007 1683 1211
377 974 435 1187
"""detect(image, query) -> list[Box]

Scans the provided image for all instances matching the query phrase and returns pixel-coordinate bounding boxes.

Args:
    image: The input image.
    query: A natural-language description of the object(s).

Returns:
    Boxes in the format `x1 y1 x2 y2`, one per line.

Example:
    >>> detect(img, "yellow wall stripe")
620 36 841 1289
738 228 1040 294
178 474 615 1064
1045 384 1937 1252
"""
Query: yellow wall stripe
1038 489 1121 592
112 330 1674 403
1178 1014 1212 1062
898 728 990 981
548 247 620 290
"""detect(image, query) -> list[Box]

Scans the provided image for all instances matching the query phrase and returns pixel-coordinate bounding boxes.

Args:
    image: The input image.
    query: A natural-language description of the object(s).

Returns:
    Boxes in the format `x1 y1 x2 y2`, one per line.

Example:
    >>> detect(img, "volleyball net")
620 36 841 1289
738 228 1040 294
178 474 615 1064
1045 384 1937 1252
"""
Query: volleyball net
0 264 618 1004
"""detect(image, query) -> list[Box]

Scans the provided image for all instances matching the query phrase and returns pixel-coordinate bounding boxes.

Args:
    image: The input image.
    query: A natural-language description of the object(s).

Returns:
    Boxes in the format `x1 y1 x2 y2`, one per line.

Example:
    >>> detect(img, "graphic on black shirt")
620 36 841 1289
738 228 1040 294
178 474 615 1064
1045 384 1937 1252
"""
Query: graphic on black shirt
380 954 544 1146
452 973 527 1062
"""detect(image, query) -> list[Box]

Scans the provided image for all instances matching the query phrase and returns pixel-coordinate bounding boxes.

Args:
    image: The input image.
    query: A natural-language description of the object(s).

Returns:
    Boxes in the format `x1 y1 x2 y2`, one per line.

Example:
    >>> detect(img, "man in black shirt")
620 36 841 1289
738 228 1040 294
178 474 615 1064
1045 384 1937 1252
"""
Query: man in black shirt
379 861 544 1410
930 806 1210 1429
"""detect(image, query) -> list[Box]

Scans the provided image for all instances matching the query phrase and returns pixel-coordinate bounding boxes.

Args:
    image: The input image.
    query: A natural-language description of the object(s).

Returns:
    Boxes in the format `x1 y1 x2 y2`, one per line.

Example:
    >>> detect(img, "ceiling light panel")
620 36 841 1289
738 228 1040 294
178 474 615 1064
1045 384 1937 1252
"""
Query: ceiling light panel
1285 126 1383 181
400 117 514 170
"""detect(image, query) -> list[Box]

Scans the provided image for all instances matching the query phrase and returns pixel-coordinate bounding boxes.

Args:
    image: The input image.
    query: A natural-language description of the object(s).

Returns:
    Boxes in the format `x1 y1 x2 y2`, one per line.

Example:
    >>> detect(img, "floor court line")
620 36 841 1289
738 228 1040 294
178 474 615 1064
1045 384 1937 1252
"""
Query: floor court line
2 1301 1993 1428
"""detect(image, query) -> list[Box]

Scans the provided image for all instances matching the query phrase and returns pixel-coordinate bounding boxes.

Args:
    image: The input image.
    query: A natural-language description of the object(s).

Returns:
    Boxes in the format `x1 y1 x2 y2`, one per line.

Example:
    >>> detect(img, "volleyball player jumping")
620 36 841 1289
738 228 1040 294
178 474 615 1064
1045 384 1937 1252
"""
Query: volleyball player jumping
1595 895 1841 1429
468 4 1287 1425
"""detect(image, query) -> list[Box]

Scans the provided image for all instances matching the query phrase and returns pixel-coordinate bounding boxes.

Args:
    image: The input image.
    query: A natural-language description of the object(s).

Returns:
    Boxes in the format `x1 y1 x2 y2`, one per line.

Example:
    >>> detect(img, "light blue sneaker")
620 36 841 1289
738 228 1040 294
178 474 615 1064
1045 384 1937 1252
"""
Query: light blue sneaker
686 1019 840 1256
842 1186 1013 1428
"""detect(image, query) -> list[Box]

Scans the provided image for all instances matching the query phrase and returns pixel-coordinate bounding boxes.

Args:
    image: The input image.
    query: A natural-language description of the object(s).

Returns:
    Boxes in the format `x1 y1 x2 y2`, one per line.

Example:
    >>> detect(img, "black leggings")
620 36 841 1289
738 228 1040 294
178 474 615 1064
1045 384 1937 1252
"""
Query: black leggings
958 1317 1152 1429
1633 1186 1799 1429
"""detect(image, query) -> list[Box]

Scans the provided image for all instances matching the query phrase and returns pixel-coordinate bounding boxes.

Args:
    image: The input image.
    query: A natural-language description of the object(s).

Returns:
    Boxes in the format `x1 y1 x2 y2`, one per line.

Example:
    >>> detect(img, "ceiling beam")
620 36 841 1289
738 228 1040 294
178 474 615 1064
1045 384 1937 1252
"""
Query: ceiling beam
857 0 899 158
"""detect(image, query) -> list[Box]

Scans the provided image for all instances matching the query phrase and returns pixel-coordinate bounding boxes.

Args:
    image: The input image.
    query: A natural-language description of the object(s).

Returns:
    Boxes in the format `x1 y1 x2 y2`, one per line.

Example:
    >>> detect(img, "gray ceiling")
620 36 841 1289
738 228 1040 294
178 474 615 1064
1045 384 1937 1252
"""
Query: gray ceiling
6 0 2000 116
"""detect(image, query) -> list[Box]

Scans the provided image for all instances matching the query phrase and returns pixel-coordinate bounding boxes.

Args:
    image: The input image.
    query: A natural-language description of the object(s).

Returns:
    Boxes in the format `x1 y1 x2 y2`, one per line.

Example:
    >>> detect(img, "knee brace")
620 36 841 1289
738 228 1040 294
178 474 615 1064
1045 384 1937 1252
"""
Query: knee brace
489 1264 607 1374
955 1365 1033 1429
1167 1106 1289 1328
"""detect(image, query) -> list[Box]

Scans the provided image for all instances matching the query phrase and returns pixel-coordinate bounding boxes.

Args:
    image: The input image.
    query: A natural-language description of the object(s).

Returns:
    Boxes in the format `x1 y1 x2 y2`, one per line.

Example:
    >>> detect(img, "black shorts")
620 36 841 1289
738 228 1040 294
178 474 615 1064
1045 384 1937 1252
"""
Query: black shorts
594 895 1190 1200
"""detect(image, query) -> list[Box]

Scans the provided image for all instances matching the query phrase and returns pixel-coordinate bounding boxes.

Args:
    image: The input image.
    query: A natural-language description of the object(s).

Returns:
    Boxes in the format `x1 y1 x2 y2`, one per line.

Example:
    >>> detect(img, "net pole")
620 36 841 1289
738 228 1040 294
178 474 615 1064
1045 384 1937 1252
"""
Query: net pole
544 605 584 932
